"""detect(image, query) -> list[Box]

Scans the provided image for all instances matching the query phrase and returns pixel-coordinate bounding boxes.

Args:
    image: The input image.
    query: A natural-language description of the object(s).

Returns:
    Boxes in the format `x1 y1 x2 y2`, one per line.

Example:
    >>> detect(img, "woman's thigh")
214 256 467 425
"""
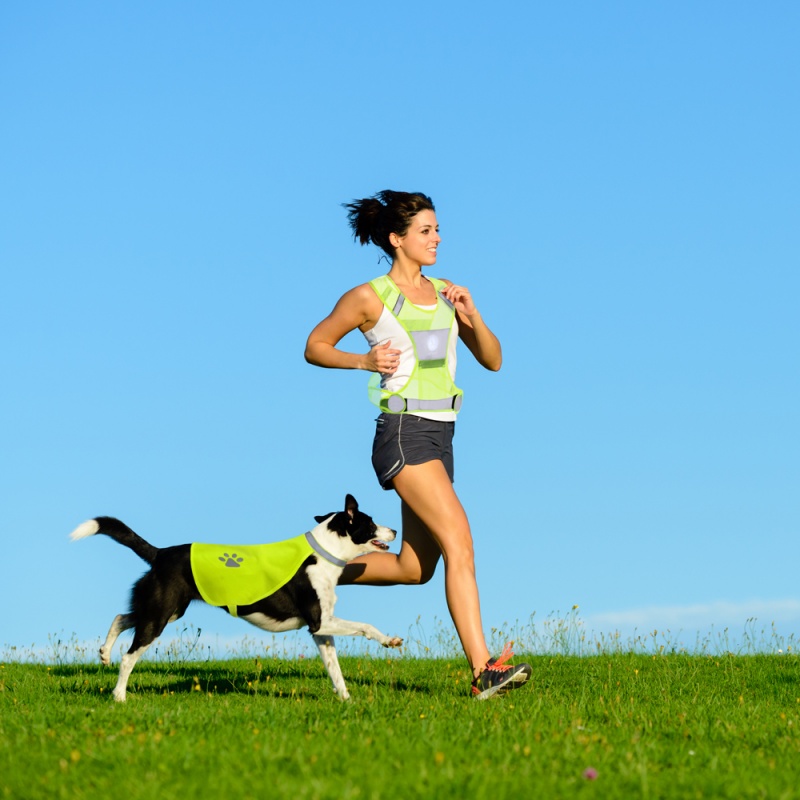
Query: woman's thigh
392 460 473 560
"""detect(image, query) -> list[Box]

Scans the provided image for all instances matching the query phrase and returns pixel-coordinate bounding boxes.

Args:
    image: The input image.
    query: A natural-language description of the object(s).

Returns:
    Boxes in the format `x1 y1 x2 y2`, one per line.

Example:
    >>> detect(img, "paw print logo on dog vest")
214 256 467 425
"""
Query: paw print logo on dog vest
219 553 244 568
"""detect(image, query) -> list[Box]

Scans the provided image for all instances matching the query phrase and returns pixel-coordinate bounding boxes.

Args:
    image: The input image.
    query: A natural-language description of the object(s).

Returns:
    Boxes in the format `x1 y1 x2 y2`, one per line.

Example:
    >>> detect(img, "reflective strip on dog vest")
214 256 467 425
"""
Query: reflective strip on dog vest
191 532 343 616
368 275 463 415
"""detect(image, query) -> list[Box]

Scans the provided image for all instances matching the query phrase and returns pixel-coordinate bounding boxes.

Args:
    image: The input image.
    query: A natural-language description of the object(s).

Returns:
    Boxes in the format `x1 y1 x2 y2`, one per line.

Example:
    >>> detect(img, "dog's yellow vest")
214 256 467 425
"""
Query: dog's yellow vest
191 535 315 616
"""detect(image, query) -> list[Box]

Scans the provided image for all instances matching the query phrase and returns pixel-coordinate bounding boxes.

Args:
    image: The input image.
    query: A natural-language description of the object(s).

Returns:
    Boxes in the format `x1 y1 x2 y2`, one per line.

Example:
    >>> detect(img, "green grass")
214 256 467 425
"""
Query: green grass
2 650 800 799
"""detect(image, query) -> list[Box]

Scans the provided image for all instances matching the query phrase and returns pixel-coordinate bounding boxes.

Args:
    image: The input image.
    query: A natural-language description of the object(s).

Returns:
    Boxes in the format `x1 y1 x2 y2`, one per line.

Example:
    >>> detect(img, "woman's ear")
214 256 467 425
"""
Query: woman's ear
388 231 402 249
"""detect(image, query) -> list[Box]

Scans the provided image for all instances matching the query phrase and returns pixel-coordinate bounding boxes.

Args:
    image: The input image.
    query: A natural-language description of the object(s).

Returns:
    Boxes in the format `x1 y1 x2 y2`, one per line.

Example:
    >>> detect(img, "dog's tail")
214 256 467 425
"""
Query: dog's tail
69 517 159 565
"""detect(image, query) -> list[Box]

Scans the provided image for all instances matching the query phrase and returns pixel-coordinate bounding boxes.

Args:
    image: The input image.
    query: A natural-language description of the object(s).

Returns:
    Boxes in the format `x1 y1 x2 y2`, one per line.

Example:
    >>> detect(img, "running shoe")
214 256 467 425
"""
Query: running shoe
471 642 532 700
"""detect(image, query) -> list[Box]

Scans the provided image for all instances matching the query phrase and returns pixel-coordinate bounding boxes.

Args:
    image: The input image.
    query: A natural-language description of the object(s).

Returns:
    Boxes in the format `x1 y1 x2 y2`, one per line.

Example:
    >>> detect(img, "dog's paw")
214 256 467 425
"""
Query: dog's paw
99 646 111 666
383 637 403 648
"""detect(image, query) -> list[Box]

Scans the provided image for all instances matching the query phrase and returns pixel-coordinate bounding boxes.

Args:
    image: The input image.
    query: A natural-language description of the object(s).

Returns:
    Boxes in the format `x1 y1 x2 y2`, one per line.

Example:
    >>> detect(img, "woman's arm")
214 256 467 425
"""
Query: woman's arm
305 284 402 374
441 281 502 372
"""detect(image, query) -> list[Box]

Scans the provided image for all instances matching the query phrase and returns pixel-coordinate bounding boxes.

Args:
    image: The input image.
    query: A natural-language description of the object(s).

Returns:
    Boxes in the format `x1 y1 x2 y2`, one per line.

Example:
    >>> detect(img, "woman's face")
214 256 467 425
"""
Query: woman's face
392 209 441 266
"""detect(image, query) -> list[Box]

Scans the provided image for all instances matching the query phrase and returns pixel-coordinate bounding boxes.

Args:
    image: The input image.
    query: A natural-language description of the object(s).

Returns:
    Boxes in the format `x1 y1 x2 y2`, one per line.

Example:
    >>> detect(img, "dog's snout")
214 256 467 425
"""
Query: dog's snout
379 525 397 542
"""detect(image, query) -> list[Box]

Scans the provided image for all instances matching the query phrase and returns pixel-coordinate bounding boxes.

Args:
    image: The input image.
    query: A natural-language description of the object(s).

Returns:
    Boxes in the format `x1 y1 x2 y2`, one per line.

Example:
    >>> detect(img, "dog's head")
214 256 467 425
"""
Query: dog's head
312 494 396 561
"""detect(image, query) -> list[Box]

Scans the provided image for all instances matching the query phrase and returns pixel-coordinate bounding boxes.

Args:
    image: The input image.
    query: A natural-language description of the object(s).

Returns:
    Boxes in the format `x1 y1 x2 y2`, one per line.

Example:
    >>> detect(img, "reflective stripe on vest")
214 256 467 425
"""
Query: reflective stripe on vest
383 394 464 413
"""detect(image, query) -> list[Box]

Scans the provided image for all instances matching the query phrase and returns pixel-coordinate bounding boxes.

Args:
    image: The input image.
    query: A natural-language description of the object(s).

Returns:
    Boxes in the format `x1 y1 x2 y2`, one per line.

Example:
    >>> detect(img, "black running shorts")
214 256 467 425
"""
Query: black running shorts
371 412 455 490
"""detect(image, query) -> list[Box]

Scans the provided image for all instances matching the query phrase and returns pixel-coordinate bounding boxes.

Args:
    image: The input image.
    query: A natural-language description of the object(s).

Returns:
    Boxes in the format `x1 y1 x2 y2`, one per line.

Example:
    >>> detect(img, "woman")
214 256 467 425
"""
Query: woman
304 190 531 699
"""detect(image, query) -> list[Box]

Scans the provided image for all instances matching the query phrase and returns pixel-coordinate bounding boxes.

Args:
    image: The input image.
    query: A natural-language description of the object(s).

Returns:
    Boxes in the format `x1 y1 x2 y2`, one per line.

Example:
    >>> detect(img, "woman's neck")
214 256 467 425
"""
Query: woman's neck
388 261 426 288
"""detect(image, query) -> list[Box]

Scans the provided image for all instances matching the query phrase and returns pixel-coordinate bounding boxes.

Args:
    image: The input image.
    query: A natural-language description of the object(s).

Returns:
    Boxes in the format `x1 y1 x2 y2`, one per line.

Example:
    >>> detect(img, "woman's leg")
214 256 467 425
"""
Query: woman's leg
340 459 528 688
339 501 442 586
390 460 491 675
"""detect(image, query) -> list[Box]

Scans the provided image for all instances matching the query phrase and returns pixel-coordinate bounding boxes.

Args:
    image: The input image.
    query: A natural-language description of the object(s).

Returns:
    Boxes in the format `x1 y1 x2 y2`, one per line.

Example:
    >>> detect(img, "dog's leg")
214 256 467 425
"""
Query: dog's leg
112 643 150 702
100 614 134 666
312 634 350 701
314 618 403 648
110 610 175 702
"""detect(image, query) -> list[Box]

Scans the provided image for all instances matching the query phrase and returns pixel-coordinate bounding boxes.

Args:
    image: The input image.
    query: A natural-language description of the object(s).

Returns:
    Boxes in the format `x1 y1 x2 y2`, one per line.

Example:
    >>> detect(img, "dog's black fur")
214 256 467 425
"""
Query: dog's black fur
71 494 402 701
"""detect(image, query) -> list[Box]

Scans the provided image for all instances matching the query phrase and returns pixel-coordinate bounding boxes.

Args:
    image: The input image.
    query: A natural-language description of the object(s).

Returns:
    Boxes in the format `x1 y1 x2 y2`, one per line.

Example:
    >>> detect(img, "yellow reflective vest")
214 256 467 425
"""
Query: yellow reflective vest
368 275 463 415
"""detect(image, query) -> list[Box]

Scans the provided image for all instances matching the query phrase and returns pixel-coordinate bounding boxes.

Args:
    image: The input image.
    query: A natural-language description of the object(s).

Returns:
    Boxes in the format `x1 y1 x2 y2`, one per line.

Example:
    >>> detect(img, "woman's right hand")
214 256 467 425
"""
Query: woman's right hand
366 340 401 374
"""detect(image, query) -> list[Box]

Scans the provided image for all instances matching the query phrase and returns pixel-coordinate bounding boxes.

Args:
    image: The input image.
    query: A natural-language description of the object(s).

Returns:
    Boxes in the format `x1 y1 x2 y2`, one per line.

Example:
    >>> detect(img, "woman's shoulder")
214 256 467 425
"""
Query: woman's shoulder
330 281 383 319
342 281 380 304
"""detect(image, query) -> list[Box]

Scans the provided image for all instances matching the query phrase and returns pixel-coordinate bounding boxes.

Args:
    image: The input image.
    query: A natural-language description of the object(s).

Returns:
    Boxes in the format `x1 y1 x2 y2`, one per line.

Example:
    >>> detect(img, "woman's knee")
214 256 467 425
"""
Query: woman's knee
440 538 477 574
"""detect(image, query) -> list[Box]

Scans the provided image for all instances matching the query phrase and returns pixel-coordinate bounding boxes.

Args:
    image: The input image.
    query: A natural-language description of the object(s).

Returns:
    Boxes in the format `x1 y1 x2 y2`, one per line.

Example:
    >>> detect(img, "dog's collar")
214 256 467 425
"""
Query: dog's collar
304 531 348 569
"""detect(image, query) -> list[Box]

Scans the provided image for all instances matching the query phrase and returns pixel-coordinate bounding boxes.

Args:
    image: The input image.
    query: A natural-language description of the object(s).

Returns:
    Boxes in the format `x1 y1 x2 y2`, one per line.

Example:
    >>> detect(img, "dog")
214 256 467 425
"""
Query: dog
70 494 403 701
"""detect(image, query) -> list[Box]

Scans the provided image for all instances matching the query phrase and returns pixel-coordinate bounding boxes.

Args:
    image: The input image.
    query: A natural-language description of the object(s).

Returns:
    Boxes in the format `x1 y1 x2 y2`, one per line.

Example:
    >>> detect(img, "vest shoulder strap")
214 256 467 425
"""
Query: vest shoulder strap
368 275 399 311
427 277 454 309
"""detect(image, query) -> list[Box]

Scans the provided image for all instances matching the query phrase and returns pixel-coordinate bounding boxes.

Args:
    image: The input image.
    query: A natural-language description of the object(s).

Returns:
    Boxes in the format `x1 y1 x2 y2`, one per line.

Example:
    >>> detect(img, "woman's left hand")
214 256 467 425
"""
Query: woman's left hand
441 283 478 317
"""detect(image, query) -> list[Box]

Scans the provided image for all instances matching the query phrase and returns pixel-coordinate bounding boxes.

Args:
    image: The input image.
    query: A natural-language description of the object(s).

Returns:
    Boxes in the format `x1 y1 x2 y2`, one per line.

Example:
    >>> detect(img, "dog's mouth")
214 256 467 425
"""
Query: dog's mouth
370 540 390 551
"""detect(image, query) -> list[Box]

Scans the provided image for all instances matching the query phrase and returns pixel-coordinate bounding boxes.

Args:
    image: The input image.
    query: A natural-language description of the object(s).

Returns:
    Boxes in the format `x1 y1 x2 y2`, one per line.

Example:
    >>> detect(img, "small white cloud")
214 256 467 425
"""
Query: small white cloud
586 598 800 631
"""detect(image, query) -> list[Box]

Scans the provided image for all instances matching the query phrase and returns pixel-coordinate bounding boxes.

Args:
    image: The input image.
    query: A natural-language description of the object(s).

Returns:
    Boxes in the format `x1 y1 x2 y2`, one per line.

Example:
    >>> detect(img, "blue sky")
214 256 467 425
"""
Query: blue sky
2 2 798 660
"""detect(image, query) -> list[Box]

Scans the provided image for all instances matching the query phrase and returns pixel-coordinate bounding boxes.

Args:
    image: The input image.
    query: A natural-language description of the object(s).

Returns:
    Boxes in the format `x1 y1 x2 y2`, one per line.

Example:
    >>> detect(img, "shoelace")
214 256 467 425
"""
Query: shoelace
471 643 516 695
485 641 515 673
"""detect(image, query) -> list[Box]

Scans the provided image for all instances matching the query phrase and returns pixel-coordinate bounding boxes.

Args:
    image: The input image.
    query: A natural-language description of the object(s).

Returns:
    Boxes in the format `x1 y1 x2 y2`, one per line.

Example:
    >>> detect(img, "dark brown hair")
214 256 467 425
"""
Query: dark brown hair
344 190 435 259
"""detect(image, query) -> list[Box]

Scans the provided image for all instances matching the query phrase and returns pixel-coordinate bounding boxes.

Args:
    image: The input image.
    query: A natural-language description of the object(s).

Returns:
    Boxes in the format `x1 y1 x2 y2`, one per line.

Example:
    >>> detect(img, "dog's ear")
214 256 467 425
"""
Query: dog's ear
345 494 358 518
314 514 331 523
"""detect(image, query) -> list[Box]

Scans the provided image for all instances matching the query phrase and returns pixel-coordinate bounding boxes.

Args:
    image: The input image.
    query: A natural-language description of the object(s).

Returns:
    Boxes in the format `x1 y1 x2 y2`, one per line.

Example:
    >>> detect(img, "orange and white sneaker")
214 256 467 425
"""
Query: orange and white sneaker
471 642 532 700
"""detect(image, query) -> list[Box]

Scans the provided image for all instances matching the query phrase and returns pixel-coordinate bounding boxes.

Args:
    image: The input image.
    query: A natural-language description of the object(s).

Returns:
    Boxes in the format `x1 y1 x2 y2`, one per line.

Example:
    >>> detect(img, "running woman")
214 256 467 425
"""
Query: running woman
305 190 531 698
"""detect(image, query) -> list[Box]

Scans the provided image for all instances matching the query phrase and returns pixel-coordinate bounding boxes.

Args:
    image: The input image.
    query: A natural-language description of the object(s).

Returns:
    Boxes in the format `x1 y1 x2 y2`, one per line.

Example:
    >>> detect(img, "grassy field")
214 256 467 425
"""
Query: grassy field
2 644 800 799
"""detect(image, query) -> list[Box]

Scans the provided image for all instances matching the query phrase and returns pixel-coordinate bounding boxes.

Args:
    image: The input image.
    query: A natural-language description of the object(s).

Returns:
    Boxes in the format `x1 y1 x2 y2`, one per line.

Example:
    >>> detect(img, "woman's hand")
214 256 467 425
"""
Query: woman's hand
367 340 401 374
441 283 478 317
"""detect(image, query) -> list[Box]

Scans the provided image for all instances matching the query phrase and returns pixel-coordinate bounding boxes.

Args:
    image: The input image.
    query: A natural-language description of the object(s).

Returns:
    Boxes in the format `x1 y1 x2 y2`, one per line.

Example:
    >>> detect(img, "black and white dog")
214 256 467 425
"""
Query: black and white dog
70 494 403 701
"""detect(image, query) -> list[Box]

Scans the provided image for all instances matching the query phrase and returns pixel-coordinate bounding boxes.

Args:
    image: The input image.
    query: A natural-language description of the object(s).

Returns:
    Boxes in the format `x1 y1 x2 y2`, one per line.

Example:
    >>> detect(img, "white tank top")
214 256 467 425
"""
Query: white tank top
363 304 459 422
